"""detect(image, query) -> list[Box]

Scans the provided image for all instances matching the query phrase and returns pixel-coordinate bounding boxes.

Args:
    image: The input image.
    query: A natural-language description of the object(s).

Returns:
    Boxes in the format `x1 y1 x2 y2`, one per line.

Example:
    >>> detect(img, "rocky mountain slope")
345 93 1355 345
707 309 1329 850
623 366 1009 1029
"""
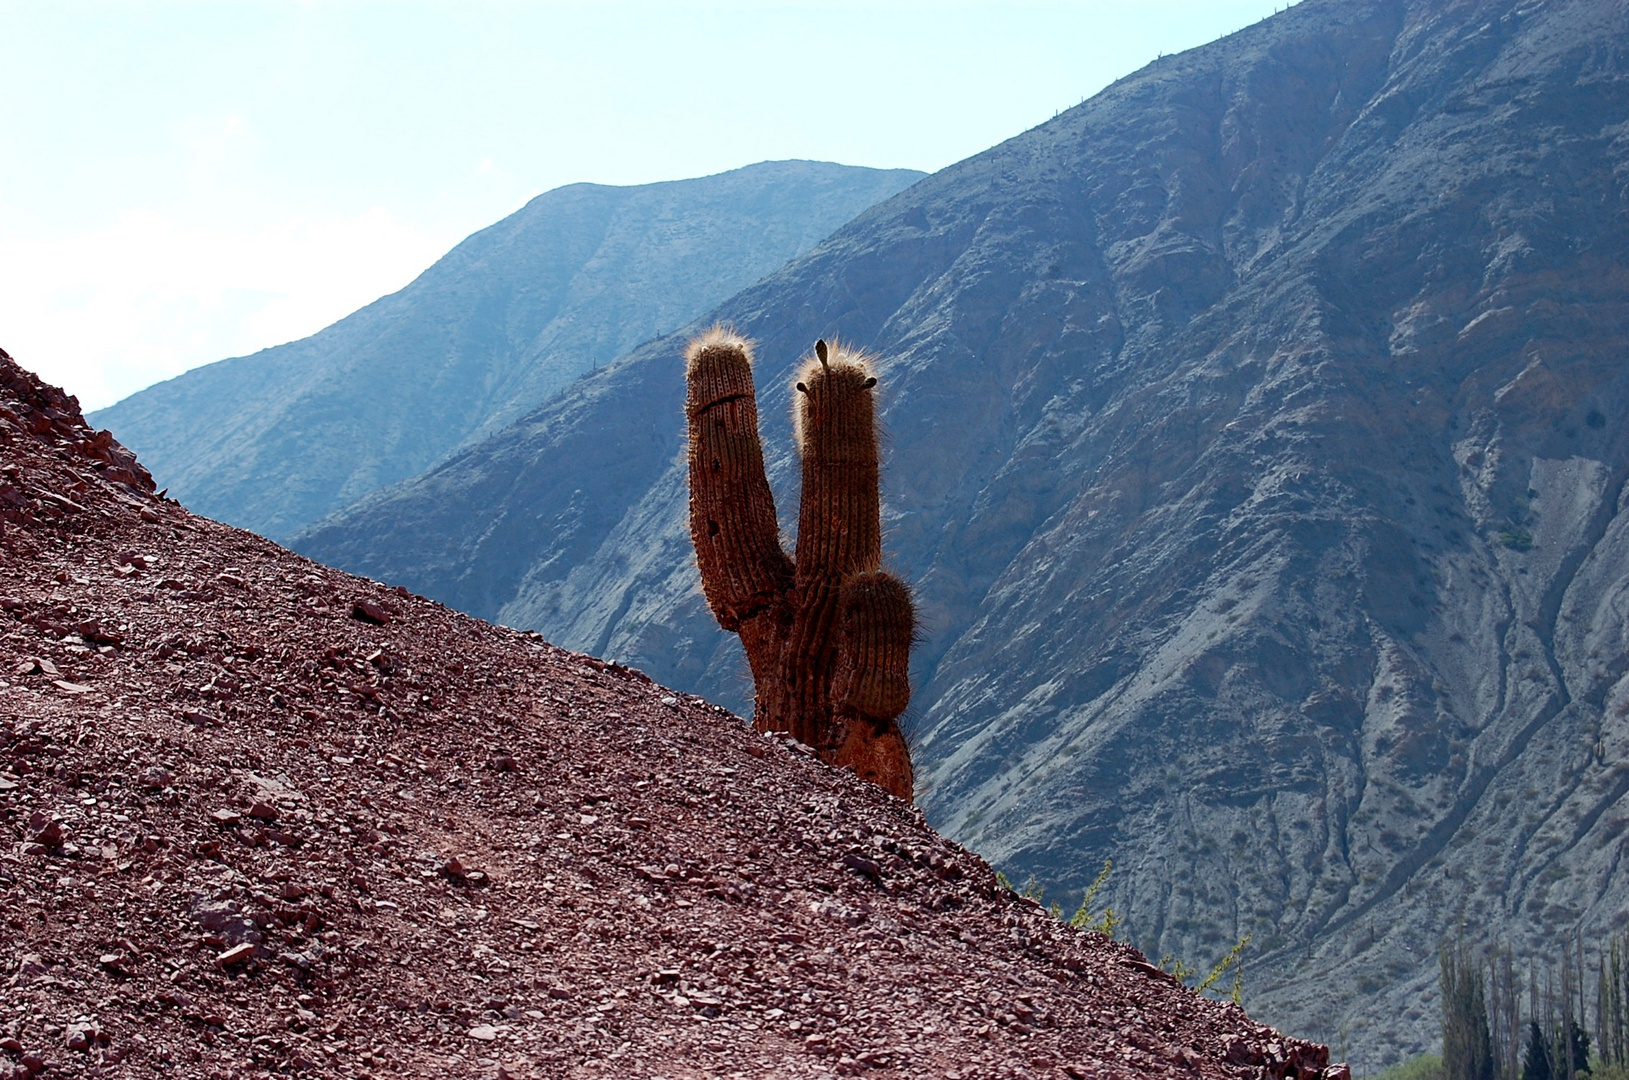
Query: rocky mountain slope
294 0 1629 1064
90 161 923 542
0 352 1340 1077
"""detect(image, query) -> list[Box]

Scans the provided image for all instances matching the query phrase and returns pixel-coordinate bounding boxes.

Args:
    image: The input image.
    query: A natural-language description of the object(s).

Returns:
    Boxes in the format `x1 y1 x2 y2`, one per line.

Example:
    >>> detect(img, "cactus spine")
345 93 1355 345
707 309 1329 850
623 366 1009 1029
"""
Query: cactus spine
686 328 914 800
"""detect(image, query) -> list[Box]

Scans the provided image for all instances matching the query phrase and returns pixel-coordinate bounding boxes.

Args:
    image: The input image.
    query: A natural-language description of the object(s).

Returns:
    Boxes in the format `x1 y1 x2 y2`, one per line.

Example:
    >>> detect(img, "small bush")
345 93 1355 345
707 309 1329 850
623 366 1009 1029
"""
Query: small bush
1499 528 1535 551
1374 1054 1444 1080
1068 860 1120 938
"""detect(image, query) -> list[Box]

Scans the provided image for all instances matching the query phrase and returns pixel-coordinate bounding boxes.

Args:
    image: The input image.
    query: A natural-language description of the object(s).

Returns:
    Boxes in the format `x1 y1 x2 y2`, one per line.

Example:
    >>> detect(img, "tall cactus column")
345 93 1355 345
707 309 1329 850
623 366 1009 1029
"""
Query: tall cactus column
686 328 915 800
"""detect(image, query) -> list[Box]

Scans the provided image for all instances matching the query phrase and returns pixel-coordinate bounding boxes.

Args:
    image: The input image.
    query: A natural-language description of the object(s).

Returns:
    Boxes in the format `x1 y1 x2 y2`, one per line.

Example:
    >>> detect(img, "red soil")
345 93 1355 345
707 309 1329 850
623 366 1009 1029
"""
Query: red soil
0 347 1342 1079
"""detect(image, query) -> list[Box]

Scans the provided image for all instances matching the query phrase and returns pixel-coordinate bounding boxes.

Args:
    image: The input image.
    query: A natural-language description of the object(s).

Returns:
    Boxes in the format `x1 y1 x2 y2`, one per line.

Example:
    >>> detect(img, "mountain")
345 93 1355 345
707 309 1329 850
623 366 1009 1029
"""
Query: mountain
0 346 1336 1080
294 0 1629 1065
90 160 924 542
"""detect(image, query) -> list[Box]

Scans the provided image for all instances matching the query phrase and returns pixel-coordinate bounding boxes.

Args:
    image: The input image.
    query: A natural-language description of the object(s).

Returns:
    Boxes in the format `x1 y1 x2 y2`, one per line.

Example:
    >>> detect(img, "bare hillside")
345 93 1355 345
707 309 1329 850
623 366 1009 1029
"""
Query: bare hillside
0 348 1334 1079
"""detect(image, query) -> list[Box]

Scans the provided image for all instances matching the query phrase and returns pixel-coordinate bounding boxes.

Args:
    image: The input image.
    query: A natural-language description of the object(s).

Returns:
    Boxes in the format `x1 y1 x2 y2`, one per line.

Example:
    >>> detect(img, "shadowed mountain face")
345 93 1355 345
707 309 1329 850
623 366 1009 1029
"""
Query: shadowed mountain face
296 0 1629 1063
90 160 923 541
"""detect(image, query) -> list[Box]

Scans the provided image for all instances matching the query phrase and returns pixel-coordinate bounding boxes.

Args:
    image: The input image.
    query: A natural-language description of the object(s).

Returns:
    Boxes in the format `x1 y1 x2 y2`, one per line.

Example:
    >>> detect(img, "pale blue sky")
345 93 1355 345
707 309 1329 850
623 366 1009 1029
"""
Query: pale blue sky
1 1 1299 409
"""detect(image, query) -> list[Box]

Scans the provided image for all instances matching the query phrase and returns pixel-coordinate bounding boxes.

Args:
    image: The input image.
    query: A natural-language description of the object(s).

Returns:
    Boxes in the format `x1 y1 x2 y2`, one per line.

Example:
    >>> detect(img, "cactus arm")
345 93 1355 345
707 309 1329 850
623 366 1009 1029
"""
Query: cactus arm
827 568 915 800
831 570 914 722
685 330 793 630
685 330 795 727
791 343 882 584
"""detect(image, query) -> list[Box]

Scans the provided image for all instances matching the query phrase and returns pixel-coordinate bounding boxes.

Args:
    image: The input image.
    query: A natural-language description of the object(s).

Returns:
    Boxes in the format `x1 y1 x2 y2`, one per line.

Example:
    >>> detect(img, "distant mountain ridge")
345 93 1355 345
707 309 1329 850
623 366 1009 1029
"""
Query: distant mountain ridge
295 0 1629 1064
91 160 923 541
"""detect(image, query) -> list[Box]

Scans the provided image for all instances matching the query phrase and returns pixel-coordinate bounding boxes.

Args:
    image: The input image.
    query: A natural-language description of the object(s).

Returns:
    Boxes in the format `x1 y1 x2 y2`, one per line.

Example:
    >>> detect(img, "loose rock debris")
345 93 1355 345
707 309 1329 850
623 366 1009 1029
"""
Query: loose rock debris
0 345 1342 1078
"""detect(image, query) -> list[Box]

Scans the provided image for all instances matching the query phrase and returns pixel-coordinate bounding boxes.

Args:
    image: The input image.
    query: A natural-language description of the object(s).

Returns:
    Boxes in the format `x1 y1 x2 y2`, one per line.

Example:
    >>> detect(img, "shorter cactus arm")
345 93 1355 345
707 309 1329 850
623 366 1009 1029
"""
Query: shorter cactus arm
831 570 914 721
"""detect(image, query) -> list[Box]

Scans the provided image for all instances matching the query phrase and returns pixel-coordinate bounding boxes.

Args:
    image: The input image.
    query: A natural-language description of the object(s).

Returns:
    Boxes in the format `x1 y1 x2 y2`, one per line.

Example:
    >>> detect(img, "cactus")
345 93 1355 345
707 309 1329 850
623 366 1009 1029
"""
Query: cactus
686 328 914 800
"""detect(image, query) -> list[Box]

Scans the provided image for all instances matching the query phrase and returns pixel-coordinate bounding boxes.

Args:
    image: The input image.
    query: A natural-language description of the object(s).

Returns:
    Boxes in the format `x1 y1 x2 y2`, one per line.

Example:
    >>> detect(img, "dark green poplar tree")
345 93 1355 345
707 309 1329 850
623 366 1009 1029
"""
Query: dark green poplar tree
1521 1021 1554 1080
1442 941 1496 1080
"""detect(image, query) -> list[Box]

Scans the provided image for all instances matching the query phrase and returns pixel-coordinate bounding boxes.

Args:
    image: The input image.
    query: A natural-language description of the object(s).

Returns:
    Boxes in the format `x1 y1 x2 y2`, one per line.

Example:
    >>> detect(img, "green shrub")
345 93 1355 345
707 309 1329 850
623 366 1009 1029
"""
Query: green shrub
1374 1054 1444 1080
1068 860 1120 938
1499 527 1534 551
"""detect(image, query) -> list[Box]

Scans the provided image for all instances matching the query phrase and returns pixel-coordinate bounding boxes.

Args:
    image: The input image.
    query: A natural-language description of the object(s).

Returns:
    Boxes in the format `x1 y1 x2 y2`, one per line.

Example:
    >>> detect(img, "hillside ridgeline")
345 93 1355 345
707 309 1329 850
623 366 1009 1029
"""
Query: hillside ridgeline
92 161 923 542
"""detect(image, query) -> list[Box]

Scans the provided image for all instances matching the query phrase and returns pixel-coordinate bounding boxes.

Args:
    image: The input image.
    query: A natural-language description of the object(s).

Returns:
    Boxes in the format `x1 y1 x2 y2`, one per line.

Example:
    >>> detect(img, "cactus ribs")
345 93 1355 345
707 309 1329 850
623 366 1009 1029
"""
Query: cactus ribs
686 328 914 800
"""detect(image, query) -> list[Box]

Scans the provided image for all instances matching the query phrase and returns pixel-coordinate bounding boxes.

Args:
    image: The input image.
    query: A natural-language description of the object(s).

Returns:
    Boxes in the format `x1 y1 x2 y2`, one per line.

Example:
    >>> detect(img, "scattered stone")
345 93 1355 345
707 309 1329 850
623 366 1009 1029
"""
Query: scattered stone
137 765 173 790
190 898 261 946
216 943 256 967
26 812 64 849
37 490 85 513
351 599 391 625
441 855 478 881
841 853 883 883
51 680 90 695
76 620 122 645
13 954 46 982
247 800 279 822
467 1025 499 1042
63 1021 99 1052
211 808 242 826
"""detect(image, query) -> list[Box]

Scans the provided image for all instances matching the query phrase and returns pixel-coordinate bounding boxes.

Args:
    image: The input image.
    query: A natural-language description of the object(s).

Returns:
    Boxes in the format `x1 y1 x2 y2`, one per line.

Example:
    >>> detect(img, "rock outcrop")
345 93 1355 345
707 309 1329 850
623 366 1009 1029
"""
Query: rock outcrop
91 161 923 542
0 351 155 541
0 346 1336 1077
294 0 1629 1063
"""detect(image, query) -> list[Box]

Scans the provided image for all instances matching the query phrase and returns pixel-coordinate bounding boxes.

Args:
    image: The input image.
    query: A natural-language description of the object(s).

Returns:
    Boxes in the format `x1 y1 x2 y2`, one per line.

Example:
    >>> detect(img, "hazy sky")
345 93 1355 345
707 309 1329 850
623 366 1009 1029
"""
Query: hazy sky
2 0 1298 411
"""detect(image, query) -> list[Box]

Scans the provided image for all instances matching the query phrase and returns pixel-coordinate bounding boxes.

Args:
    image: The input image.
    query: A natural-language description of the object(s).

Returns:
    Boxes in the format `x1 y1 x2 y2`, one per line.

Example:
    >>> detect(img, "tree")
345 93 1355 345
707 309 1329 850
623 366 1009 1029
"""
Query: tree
1565 1020 1590 1076
1441 941 1495 1080
1522 1021 1553 1080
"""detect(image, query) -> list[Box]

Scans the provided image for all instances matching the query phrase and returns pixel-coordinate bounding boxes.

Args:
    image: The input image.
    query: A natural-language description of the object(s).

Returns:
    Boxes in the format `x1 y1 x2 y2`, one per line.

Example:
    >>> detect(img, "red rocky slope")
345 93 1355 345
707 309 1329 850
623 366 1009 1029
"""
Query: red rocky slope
0 345 1340 1079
